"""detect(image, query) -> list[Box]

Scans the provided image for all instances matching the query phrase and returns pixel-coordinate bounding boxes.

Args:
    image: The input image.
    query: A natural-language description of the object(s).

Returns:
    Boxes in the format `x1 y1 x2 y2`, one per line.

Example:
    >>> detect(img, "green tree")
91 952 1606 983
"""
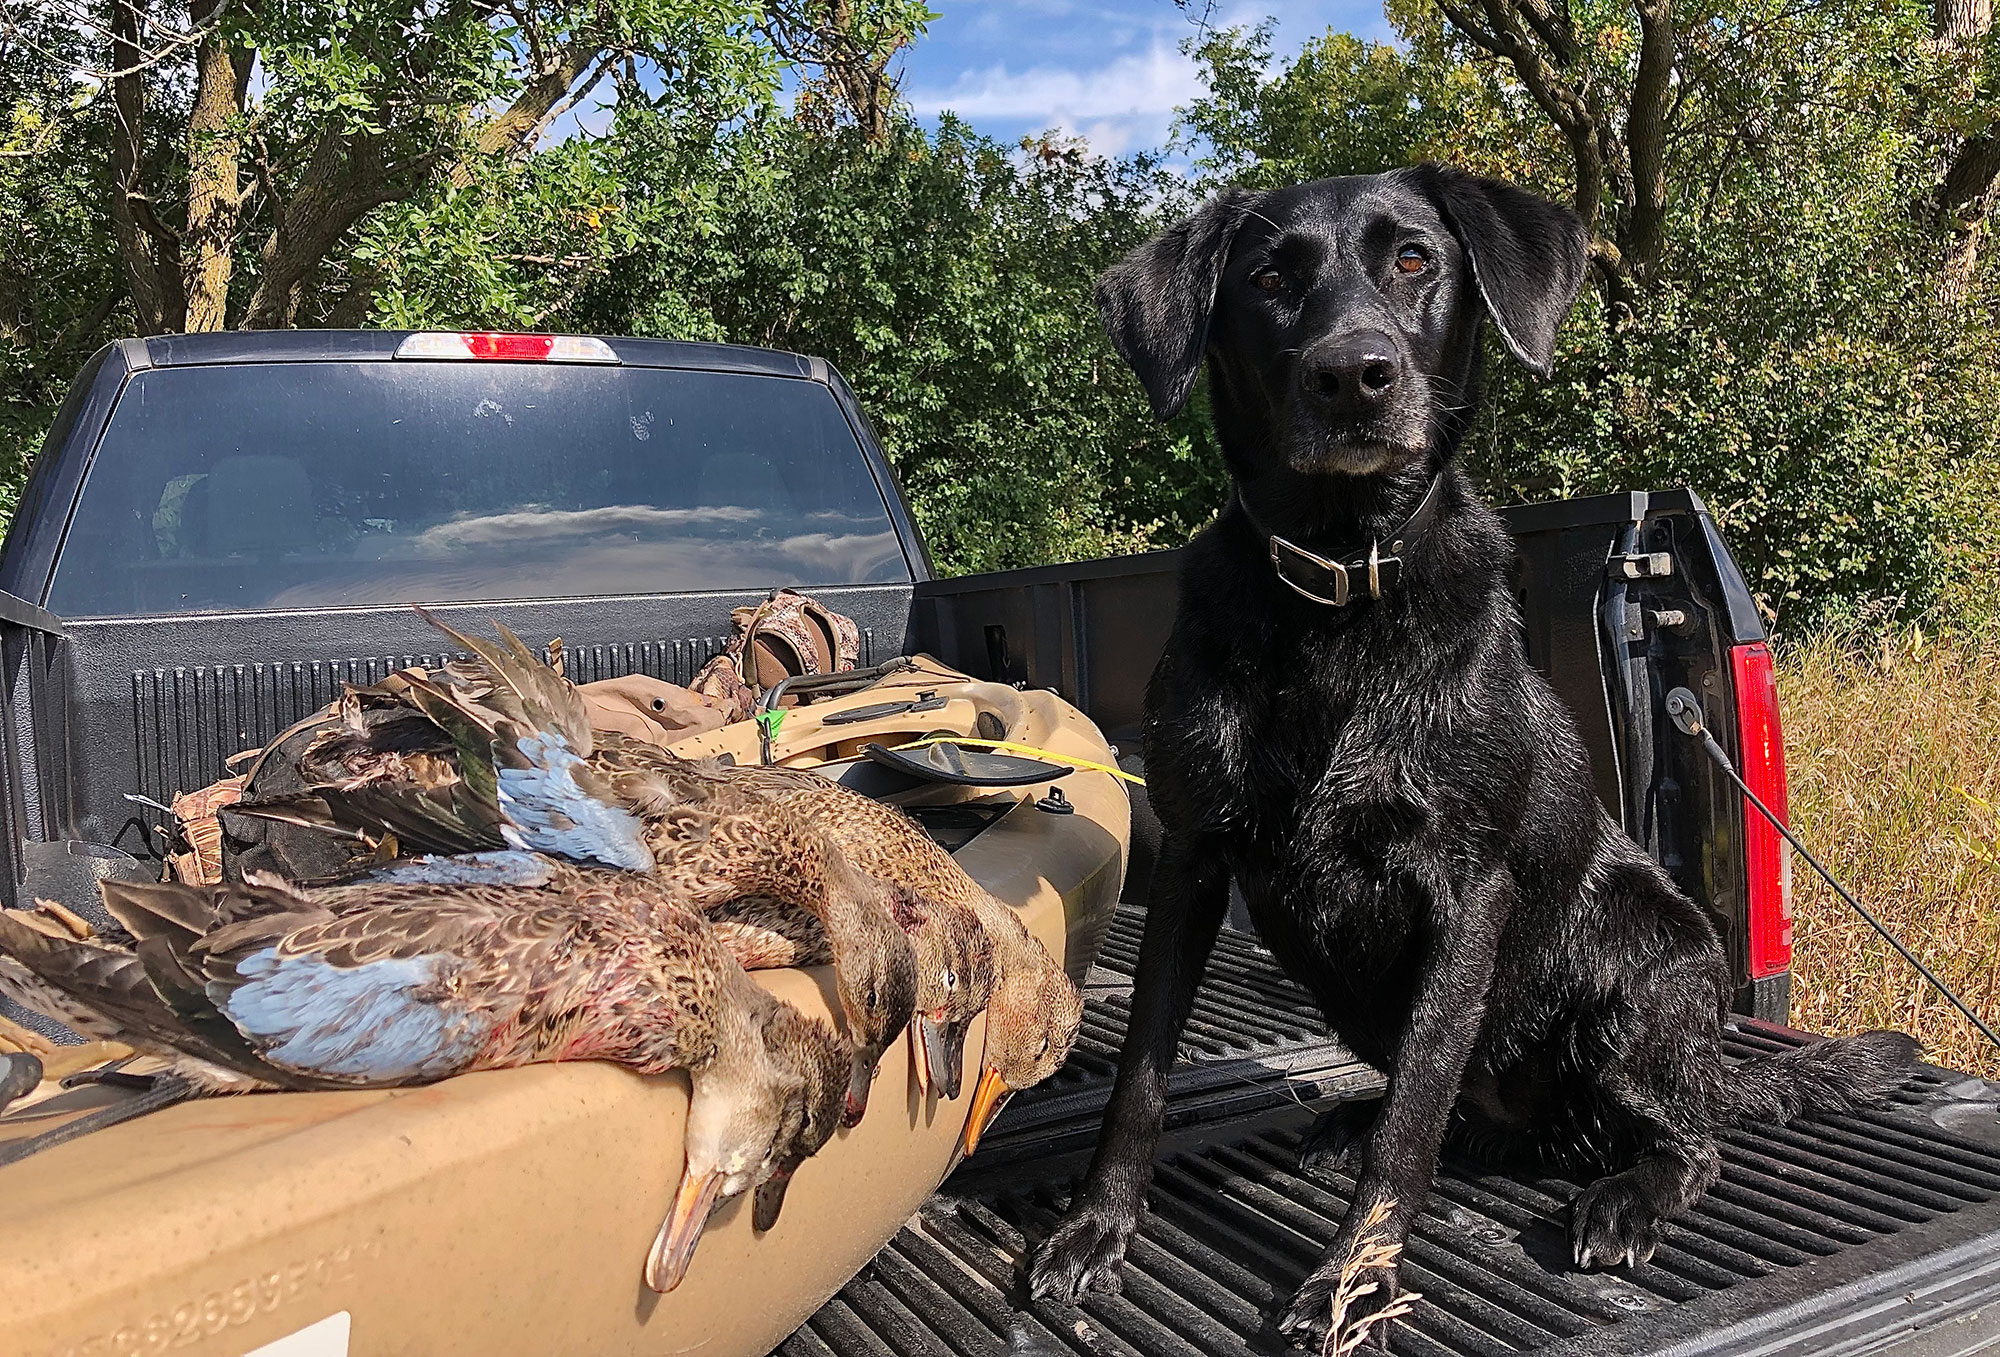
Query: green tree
3 0 827 337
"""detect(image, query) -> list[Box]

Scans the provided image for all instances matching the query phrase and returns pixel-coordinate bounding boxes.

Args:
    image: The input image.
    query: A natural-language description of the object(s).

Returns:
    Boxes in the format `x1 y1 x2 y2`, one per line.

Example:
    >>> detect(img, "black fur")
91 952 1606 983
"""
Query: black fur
1026 166 1920 1343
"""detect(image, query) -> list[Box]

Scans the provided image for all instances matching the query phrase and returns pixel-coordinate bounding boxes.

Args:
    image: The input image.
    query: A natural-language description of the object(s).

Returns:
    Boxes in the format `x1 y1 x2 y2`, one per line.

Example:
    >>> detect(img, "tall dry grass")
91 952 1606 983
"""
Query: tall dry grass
1780 628 2000 1078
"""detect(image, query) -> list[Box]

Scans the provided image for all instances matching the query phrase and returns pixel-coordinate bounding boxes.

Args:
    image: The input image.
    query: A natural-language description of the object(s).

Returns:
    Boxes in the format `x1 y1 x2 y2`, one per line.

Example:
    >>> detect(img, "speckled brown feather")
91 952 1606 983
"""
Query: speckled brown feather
694 762 1079 1090
95 876 745 1080
595 741 999 1032
294 858 851 1173
706 896 833 970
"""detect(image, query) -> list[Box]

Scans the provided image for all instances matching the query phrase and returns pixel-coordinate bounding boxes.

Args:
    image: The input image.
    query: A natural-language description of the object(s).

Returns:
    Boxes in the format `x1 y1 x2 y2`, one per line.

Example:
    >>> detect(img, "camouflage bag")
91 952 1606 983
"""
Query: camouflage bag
690 589 861 722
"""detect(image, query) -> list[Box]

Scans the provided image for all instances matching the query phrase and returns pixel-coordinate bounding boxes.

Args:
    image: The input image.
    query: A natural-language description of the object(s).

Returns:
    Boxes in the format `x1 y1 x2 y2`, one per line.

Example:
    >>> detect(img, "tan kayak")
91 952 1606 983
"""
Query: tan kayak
0 657 1128 1357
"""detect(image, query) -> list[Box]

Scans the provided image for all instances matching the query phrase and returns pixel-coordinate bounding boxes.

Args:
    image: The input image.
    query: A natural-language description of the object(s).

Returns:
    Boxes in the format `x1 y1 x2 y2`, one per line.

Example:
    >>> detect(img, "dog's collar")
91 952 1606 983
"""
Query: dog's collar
1239 472 1446 608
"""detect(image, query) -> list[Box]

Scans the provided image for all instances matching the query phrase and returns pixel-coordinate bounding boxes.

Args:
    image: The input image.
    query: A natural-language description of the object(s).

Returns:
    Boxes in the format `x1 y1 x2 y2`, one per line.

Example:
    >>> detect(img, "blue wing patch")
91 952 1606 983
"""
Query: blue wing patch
354 851 558 887
496 730 654 873
219 948 493 1082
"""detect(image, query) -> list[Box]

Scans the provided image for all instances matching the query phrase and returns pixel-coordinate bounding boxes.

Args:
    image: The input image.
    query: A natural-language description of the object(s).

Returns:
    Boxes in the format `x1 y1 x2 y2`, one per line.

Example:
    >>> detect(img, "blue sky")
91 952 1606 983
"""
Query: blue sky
898 1 1393 157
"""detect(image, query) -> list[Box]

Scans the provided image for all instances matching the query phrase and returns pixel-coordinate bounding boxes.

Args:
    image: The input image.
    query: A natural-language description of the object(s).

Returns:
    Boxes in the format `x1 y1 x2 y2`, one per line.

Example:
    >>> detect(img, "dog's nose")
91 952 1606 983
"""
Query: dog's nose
1299 333 1400 413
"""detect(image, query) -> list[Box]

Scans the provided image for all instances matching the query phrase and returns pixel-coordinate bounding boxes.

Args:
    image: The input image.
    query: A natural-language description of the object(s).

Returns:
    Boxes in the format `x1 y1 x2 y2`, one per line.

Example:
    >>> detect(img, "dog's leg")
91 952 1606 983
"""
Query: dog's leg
1280 864 1507 1349
1569 1117 1720 1270
1298 1097 1380 1176
1567 1054 1724 1271
1027 842 1229 1303
1565 857 1732 1270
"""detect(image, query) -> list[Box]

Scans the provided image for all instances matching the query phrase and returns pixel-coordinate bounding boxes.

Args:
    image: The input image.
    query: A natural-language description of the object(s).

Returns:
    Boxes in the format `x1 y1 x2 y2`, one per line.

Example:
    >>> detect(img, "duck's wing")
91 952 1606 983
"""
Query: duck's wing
0 896 330 1089
418 609 594 757
297 700 457 787
183 884 534 1085
315 850 566 889
485 725 655 872
706 897 832 969
711 764 991 910
98 878 354 1073
588 737 748 819
227 781 506 860
380 655 652 873
244 719 652 875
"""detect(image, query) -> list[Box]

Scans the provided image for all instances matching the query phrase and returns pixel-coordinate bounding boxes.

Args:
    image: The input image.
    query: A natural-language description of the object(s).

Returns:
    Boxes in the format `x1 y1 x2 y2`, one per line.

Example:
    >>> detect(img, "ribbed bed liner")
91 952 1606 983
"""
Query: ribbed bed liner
789 907 2000 1357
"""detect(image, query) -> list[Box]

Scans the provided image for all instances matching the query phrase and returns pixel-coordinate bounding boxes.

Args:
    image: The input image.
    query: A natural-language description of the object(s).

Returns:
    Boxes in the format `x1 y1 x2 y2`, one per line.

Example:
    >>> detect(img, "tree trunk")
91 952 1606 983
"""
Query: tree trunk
239 38 615 328
1620 0 1674 280
239 132 399 329
1937 0 1992 43
1934 0 1996 302
181 0 248 332
759 0 910 145
107 0 183 333
446 44 601 190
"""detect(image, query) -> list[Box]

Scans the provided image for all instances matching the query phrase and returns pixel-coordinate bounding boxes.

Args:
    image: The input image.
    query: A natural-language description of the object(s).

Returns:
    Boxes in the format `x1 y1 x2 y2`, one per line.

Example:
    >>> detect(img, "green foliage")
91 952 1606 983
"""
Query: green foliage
1 15 120 425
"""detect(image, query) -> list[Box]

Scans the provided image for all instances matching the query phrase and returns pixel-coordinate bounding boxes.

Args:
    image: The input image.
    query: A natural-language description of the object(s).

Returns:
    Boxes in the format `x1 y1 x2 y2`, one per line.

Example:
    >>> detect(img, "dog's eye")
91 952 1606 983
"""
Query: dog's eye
1252 269 1283 293
1396 246 1430 275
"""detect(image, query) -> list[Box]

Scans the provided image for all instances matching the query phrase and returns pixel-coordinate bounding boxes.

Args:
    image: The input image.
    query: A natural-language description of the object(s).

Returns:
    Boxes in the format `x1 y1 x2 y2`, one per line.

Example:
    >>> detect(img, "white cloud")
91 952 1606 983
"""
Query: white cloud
905 38 1204 152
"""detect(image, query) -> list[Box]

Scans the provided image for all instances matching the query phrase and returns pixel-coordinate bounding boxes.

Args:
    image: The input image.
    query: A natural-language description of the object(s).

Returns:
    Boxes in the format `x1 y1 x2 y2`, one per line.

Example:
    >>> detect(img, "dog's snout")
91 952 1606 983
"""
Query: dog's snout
1299 332 1401 413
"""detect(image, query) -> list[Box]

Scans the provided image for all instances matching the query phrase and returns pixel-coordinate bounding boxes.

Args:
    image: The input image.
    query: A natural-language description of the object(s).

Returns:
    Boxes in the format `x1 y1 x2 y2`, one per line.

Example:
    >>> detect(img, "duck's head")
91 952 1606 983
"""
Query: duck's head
960 933 1083 1157
821 852 919 1127
897 888 997 1100
748 1004 852 1233
646 1006 847 1292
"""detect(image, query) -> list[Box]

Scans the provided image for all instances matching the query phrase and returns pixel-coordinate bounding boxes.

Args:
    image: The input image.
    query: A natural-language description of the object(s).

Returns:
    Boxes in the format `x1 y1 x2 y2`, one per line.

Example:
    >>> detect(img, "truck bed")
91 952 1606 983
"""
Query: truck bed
789 906 2000 1357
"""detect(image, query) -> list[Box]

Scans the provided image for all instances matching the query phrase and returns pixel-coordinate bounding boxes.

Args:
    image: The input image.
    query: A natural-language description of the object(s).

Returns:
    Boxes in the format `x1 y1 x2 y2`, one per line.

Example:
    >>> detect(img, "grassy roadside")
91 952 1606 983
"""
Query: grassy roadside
1780 629 2000 1079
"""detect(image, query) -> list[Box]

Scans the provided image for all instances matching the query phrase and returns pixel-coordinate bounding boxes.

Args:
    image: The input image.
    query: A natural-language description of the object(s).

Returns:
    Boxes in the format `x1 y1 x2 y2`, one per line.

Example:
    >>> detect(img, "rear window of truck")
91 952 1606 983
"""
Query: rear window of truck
46 361 910 617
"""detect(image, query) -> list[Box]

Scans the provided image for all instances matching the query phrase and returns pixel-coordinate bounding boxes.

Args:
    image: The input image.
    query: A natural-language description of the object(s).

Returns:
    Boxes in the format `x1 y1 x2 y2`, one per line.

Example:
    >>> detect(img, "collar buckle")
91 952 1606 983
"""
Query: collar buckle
1246 470 1445 610
1270 535 1356 607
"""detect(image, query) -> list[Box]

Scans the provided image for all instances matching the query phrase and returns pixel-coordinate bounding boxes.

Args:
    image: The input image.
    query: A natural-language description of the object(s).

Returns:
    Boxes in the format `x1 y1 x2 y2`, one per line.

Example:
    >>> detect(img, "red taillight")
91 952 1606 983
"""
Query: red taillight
393 332 619 363
463 332 555 360
1732 642 1792 977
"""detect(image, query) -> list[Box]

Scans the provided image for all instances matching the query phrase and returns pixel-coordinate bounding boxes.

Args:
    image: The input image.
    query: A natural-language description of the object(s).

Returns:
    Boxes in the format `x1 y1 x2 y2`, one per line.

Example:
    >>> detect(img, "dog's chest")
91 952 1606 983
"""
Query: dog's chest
1163 619 1426 857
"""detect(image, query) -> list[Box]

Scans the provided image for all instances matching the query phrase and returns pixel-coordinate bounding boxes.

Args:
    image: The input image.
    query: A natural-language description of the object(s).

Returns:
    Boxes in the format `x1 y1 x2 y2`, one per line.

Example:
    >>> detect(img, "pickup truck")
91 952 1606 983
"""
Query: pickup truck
4 330 1999 1357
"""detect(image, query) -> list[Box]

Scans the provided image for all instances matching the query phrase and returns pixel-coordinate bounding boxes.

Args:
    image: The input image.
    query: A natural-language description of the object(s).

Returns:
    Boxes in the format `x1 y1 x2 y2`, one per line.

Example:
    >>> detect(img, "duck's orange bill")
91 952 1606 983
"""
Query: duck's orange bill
646 1165 723 1293
909 1021 932 1095
961 1066 1011 1157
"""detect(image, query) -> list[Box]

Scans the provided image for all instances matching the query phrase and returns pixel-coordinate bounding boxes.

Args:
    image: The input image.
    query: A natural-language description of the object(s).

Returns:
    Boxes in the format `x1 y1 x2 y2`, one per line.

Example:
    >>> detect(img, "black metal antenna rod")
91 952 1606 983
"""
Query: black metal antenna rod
1665 685 2000 1055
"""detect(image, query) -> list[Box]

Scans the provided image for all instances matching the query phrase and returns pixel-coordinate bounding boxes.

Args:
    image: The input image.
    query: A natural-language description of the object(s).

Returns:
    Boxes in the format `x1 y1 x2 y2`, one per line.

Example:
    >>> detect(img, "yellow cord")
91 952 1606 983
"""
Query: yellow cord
884 735 1146 786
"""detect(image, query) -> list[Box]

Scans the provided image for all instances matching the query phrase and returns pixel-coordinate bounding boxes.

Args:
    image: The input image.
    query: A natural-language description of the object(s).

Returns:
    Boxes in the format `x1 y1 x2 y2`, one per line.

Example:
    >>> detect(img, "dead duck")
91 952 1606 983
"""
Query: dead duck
0 872 851 1292
323 849 853 1235
591 736 997 1101
701 762 1081 1152
236 614 918 1124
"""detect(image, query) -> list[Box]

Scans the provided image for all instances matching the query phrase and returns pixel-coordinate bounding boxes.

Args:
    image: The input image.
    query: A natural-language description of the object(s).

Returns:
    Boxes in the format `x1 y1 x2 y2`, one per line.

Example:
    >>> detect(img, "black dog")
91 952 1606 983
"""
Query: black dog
1026 166 1918 1343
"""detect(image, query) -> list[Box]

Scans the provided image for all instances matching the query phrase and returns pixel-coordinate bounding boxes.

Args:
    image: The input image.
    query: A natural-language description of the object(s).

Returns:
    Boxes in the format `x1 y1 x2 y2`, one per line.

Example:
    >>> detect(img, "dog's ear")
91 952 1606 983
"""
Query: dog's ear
1411 165 1588 378
1096 187 1261 420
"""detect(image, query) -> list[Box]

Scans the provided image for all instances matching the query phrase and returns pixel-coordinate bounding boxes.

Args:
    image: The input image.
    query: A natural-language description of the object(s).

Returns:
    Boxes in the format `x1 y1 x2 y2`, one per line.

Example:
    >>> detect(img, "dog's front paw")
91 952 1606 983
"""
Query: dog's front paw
1298 1099 1379 1177
1570 1173 1666 1270
1279 1258 1404 1351
1028 1202 1139 1303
